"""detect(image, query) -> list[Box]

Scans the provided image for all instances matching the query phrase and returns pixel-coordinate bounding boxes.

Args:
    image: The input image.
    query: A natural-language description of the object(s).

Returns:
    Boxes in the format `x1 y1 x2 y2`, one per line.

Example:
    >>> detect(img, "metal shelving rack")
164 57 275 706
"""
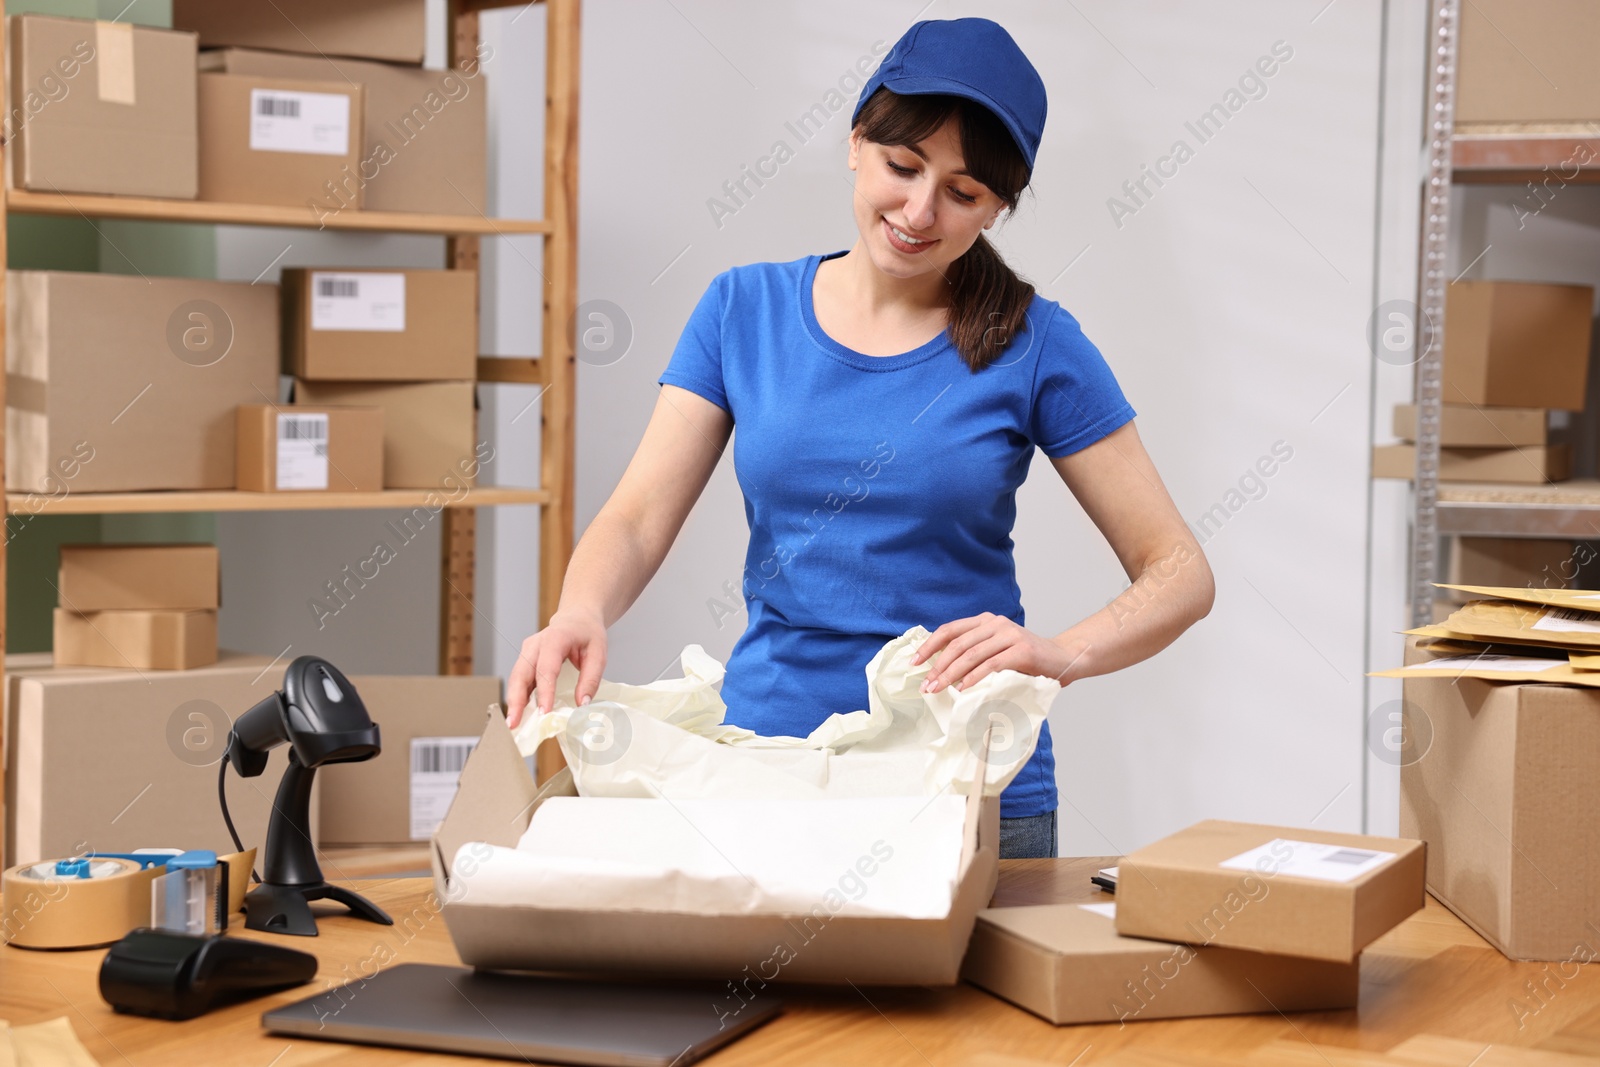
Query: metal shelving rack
0 0 581 857
1408 0 1600 626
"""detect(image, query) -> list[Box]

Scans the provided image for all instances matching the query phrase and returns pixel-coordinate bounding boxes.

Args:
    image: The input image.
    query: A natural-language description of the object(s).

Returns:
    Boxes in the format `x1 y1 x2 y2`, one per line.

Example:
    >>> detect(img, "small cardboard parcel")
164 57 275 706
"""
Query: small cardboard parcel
431 627 1062 985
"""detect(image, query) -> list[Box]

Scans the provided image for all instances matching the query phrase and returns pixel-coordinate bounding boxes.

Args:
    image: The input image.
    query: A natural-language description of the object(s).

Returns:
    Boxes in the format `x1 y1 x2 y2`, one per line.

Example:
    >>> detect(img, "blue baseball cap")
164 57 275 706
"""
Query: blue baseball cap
851 18 1047 170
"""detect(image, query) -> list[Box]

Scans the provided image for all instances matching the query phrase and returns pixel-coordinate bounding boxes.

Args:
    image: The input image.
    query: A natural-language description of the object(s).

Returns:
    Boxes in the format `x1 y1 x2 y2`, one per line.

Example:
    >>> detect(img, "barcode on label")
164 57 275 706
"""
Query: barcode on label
1324 849 1377 865
410 736 478 840
317 277 360 299
256 95 301 119
412 740 476 775
279 415 328 441
1547 606 1600 622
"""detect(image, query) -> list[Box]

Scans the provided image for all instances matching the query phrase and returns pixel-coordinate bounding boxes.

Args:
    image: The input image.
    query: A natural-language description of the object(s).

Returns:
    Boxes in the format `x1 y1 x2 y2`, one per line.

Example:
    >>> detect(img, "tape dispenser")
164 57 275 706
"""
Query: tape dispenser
2 848 255 950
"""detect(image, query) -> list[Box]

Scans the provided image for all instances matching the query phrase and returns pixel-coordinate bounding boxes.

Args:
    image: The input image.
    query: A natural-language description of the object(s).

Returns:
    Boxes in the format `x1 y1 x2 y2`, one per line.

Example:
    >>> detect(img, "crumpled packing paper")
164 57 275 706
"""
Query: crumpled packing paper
454 626 1063 919
509 625 1062 799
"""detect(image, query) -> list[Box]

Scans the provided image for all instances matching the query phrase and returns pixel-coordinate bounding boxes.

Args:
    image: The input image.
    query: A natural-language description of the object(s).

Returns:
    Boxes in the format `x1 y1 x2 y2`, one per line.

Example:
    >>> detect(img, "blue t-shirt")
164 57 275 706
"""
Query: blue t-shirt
657 250 1136 818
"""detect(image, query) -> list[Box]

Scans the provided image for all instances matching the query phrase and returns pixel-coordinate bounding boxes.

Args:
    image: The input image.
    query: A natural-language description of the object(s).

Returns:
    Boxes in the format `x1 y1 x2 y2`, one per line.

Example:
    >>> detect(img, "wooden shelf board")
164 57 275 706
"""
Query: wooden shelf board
5 189 549 237
1453 124 1600 183
5 486 549 516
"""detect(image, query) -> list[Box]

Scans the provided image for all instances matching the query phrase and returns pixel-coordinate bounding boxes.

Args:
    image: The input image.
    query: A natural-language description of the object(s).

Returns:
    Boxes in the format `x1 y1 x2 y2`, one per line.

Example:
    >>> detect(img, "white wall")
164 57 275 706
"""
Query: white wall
222 2 1399 852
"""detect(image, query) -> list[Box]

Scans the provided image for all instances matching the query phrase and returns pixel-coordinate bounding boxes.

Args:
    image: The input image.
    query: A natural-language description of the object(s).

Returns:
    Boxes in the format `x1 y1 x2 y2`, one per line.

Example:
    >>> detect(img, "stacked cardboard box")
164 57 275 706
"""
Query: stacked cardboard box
53 544 220 670
1378 586 1600 960
172 0 428 64
198 72 365 212
1373 281 1593 486
1457 1 1600 125
6 271 279 493
174 0 487 219
200 48 488 216
961 820 1424 1024
7 15 199 199
1444 536 1579 603
235 404 384 493
283 268 479 490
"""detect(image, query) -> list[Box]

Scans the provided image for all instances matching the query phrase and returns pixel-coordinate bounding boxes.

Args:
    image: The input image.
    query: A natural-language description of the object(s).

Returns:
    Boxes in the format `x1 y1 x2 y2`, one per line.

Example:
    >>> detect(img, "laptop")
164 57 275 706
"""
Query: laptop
262 963 781 1066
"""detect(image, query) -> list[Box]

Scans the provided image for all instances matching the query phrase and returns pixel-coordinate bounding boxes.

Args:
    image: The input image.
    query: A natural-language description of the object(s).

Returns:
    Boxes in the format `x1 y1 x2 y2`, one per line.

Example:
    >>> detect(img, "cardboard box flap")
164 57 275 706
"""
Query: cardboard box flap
435 706 541 877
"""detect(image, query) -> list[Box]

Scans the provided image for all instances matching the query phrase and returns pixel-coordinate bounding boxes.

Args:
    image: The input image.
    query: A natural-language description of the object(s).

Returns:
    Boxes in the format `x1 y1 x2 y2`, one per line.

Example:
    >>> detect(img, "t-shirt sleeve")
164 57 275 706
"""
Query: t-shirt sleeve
1029 305 1136 458
657 271 732 414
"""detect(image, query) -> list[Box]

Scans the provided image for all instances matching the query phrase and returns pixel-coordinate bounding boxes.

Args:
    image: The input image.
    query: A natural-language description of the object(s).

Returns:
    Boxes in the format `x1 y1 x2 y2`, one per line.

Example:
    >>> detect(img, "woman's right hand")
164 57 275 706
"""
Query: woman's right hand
505 609 608 729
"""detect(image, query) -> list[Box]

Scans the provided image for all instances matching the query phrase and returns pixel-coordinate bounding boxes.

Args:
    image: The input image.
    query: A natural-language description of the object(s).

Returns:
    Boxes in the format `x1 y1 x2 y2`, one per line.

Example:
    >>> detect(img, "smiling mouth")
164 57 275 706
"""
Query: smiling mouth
886 221 934 244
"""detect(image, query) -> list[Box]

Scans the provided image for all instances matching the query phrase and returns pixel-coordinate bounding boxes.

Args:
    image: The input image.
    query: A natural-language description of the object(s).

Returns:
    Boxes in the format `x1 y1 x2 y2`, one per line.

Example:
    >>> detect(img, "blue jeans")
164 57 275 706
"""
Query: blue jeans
999 809 1057 859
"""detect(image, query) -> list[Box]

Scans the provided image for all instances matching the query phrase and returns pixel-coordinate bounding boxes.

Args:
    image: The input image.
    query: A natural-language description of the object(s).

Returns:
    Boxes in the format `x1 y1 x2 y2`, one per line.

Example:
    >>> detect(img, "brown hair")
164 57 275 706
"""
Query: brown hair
853 86 1036 373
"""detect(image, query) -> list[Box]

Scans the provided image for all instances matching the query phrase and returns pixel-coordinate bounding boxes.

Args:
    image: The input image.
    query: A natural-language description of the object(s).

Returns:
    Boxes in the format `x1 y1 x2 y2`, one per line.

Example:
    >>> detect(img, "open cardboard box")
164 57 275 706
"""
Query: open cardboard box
431 708 1001 985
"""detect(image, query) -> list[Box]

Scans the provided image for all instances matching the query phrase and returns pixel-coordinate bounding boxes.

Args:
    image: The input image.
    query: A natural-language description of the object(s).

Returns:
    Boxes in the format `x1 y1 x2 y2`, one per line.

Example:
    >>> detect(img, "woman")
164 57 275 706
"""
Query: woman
505 17 1214 859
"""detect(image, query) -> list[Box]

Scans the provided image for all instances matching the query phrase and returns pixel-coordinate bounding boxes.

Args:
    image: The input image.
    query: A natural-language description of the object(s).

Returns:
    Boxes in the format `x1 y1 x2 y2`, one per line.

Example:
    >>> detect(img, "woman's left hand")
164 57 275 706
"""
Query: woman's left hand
912 612 1082 694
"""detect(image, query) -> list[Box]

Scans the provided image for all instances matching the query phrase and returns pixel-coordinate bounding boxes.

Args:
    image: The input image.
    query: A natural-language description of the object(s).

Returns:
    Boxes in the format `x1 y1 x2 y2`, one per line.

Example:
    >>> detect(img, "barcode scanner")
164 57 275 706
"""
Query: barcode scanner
223 656 391 937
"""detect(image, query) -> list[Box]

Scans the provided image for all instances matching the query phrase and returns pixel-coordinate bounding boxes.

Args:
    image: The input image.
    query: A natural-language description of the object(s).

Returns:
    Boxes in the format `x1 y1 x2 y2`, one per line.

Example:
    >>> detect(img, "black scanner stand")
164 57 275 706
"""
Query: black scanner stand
224 656 394 936
244 751 393 936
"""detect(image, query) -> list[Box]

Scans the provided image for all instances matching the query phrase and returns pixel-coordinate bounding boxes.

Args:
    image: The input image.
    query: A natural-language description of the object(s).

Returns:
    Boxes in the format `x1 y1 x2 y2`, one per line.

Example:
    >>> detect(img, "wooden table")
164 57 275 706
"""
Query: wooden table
4 857 1600 1066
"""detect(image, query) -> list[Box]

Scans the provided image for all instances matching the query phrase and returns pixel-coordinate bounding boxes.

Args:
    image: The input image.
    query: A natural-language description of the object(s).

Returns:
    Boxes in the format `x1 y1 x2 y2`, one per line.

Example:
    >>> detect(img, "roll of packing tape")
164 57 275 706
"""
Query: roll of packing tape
1 857 162 950
222 848 256 919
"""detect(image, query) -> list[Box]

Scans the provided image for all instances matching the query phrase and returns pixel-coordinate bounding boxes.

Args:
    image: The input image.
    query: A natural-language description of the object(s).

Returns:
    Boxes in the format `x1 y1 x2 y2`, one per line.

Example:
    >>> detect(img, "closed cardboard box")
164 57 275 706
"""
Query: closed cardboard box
1392 404 1550 448
7 15 198 198
319 675 503 846
294 380 477 490
1371 443 1571 484
4 653 315 869
281 269 477 380
200 49 487 216
198 73 364 213
1446 537 1577 603
1401 638 1600 960
962 902 1359 1025
173 0 426 65
58 543 219 612
1115 820 1426 962
53 607 217 670
1458 1 1600 123
236 404 383 492
6 271 280 493
1443 281 1594 412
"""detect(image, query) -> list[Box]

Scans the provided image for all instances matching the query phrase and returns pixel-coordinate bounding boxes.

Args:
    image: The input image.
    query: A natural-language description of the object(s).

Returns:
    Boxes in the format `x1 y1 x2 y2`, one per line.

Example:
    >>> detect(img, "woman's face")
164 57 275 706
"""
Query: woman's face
847 114 1005 285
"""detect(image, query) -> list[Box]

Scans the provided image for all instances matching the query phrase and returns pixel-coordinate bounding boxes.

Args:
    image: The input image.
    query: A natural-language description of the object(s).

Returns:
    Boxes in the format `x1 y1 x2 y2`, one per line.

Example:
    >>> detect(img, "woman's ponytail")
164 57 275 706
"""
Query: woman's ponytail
948 233 1035 372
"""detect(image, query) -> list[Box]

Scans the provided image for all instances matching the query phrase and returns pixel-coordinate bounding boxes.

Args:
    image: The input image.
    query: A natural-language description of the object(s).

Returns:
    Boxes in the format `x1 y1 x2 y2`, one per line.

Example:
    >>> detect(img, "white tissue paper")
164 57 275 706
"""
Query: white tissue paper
454 626 1062 919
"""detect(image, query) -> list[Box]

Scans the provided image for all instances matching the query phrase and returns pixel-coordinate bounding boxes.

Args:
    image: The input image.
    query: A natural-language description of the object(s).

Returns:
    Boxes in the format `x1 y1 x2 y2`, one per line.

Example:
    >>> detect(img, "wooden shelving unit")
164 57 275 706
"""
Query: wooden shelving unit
0 0 582 860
